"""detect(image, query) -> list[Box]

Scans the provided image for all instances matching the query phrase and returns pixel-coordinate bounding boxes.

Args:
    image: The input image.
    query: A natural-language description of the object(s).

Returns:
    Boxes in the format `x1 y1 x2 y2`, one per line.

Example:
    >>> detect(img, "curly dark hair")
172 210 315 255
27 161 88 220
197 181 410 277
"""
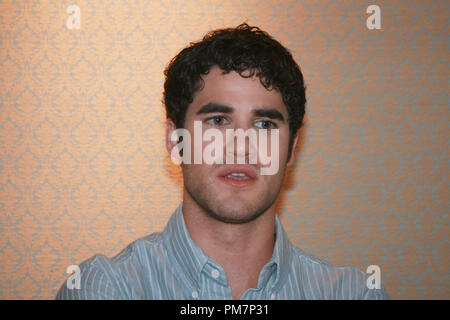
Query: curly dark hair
163 23 306 155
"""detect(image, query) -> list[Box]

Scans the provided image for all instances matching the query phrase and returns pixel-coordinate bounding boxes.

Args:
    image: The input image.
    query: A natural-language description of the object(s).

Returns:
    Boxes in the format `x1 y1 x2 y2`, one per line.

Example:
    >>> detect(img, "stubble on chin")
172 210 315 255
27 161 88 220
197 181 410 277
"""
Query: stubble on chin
183 171 280 225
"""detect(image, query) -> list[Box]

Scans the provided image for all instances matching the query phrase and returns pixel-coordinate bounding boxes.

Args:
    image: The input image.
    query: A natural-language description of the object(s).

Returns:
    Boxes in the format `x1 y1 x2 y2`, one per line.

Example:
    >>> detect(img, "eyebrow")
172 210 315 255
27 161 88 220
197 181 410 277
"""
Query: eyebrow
196 103 285 122
196 103 233 115
252 108 285 122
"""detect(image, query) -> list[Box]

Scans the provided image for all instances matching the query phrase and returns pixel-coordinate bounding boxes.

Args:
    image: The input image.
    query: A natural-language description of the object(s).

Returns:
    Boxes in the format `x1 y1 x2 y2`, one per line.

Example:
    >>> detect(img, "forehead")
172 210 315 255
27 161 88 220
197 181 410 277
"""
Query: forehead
188 66 287 115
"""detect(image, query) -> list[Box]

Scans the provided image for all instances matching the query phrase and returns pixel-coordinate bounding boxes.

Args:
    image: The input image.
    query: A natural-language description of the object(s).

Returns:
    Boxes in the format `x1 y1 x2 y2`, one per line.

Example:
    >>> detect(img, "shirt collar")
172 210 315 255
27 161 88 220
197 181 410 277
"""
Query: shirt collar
271 212 294 291
163 204 207 288
163 204 293 291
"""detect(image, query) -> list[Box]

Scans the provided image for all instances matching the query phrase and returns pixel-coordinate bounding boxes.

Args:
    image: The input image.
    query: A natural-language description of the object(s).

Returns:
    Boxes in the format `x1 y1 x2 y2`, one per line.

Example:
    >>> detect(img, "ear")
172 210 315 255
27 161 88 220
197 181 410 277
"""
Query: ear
287 134 298 167
165 118 178 155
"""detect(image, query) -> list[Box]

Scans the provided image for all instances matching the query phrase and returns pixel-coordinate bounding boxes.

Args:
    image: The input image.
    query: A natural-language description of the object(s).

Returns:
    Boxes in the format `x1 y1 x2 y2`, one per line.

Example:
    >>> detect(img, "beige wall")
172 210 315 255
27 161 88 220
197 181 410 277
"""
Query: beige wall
0 0 448 299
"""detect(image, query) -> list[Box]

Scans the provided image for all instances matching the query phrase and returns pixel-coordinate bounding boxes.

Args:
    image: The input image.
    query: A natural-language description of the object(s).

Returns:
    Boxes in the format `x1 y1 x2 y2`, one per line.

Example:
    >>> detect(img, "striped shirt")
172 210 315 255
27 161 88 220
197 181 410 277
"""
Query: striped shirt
56 204 389 300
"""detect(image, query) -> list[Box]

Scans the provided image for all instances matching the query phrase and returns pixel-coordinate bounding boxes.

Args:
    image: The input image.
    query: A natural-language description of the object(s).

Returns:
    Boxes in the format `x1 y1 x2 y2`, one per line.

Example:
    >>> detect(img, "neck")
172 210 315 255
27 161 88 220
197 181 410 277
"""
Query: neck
182 192 276 299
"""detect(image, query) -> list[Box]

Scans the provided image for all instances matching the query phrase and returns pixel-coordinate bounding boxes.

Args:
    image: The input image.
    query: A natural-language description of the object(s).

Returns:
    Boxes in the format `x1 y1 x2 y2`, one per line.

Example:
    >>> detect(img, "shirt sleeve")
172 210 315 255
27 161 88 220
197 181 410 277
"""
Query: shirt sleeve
332 266 390 300
55 255 127 300
354 267 390 300
360 283 390 300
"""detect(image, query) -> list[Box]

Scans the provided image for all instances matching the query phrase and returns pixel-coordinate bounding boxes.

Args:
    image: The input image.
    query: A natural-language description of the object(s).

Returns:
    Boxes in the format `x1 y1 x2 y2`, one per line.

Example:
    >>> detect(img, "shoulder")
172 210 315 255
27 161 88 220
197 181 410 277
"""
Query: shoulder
290 247 389 300
56 232 165 300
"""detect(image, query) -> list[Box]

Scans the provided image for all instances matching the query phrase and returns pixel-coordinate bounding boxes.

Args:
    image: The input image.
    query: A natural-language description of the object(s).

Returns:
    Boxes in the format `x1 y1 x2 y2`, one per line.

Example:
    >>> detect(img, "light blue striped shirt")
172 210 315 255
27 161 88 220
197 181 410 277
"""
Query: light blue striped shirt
56 204 389 300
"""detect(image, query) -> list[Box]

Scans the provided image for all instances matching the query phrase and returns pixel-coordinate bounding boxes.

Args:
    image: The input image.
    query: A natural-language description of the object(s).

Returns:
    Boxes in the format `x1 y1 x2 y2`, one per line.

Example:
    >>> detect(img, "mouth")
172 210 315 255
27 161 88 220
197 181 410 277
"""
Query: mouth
217 165 258 188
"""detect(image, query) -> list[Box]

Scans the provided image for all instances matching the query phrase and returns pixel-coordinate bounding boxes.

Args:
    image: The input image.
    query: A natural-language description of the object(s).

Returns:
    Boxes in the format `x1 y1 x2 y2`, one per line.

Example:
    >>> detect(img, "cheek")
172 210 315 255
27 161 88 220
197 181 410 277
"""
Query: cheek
258 129 290 171
275 129 290 156
182 163 214 185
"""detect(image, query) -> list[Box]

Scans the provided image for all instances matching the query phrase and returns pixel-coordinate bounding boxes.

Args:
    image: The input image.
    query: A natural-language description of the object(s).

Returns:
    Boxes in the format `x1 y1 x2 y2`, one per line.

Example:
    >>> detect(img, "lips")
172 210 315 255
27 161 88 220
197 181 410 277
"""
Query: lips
217 165 258 188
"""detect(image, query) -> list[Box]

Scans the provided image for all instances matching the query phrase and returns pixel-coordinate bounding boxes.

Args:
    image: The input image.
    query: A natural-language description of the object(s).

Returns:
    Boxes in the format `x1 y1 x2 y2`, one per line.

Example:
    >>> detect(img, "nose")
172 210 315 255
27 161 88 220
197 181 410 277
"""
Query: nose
224 123 258 165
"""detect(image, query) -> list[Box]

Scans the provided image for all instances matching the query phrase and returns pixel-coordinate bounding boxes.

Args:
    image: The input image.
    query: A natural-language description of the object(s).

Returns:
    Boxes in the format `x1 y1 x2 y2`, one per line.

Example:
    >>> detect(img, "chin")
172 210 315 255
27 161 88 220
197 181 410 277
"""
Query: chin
202 196 271 224
184 169 281 224
206 208 264 224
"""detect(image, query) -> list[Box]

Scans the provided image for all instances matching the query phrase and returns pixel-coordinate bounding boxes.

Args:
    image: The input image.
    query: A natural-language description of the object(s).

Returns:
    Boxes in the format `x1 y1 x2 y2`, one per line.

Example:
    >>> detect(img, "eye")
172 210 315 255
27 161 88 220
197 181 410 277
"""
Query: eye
206 115 228 126
255 120 277 129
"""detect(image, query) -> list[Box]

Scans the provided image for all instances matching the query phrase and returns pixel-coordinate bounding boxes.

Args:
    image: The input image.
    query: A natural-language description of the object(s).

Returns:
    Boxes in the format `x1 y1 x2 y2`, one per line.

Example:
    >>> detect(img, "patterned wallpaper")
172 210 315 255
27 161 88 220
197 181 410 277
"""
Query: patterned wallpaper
0 0 448 299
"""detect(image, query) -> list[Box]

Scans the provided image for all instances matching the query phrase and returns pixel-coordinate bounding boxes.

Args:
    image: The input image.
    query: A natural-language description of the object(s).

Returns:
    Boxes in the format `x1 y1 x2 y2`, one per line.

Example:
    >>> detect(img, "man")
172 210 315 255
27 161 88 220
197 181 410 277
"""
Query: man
56 23 389 300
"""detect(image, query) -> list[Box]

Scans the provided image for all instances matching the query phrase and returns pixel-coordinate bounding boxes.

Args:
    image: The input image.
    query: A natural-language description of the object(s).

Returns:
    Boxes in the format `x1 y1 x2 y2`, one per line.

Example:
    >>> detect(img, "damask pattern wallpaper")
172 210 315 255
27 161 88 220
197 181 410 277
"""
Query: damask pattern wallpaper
0 0 448 299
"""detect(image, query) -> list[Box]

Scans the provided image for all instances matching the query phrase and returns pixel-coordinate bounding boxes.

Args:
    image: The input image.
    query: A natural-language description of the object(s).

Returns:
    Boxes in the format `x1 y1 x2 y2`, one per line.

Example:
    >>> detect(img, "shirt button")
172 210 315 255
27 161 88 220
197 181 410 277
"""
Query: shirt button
192 291 199 299
211 269 220 279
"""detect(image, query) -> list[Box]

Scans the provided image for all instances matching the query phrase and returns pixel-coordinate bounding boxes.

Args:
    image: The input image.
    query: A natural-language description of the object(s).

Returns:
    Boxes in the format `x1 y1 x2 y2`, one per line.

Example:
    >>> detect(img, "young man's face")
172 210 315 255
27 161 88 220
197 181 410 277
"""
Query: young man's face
167 66 297 224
